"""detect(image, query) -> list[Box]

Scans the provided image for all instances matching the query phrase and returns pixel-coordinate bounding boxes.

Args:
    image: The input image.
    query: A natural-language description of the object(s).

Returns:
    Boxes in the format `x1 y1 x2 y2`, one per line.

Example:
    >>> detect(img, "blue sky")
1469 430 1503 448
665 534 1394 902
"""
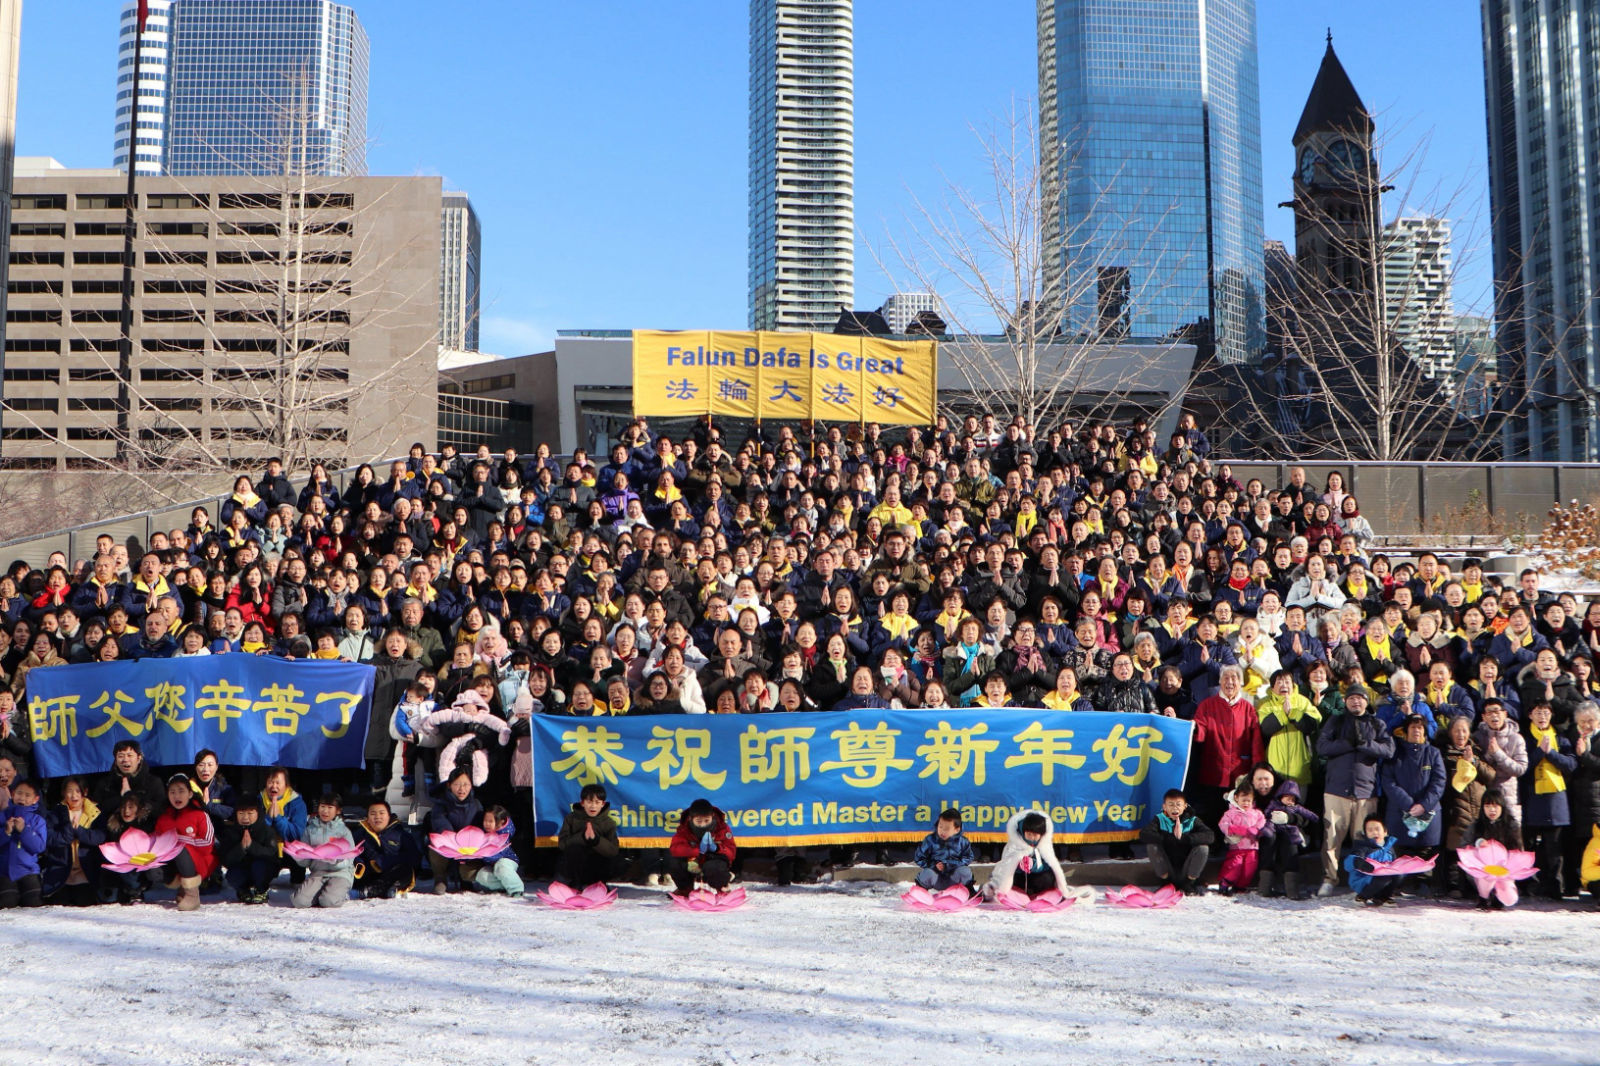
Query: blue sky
16 1 1489 353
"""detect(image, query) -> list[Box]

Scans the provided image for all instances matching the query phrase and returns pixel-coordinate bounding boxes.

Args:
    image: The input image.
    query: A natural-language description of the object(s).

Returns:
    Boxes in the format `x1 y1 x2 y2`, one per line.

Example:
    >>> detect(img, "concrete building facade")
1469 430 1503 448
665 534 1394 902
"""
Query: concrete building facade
1 161 439 471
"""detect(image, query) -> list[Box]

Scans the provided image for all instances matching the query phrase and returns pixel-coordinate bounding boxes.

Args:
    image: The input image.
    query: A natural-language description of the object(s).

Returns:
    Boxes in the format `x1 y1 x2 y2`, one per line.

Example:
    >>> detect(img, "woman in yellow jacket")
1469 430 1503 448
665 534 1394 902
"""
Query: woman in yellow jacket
1257 669 1322 786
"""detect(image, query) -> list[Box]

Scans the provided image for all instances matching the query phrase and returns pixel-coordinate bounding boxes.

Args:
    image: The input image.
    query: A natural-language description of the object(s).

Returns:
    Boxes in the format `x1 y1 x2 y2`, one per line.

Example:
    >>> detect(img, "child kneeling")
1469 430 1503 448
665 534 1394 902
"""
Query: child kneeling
1140 789 1215 896
985 809 1070 899
914 808 975 893
557 784 619 888
355 799 418 899
291 794 355 908
1344 815 1400 906
462 806 522 897
667 798 737 895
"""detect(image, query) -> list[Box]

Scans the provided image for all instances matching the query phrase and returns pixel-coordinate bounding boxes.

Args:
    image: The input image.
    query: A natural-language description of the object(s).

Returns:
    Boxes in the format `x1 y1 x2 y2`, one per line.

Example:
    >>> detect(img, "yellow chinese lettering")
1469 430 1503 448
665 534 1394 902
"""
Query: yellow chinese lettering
316 691 364 739
550 725 635 786
144 682 192 734
739 724 815 790
1004 721 1086 785
84 690 142 739
916 720 1001 786
818 721 912 789
641 727 727 790
27 694 78 747
253 684 310 736
196 680 250 733
1090 723 1172 786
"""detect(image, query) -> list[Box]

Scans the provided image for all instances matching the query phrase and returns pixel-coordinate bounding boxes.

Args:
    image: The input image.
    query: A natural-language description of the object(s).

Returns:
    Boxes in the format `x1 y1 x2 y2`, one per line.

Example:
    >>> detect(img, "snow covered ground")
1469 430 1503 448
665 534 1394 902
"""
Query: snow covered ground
1 881 1595 1066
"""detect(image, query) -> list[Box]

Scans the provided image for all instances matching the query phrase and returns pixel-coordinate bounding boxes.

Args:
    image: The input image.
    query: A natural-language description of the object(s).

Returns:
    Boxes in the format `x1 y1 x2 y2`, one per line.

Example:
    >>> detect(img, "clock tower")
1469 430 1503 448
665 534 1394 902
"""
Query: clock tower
1289 37 1380 305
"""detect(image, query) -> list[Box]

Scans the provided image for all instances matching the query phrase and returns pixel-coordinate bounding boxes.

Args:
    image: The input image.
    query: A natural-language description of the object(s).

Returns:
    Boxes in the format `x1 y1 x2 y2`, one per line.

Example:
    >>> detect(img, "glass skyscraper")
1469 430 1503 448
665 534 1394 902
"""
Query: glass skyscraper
1039 0 1265 363
1483 0 1600 460
114 0 368 178
112 0 175 175
748 0 854 331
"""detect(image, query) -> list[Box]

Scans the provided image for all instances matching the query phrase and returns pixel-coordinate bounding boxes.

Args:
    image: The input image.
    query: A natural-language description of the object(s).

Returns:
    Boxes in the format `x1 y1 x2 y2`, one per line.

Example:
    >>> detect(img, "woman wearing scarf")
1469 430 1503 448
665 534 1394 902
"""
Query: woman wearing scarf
1337 495 1375 549
1042 665 1094 712
1355 616 1402 691
1434 714 1496 896
941 617 996 705
220 474 268 528
1521 702 1577 899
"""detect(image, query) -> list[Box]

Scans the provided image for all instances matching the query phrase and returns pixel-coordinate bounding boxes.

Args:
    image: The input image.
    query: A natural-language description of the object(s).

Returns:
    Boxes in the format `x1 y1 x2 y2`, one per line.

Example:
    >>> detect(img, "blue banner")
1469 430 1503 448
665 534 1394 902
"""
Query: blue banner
26 654 374 777
530 710 1192 846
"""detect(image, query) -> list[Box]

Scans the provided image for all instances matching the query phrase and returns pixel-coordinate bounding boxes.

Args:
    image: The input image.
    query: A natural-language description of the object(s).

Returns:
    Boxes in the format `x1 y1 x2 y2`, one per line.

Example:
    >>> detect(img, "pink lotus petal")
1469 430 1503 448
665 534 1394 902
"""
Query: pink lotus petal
901 886 936 908
543 881 576 902
1365 855 1436 877
579 882 615 903
283 840 362 864
903 886 980 912
1103 884 1182 909
537 882 616 910
1493 878 1520 907
429 827 513 861
1024 889 1079 913
1149 885 1183 907
100 829 185 872
992 887 1034 910
671 887 745 911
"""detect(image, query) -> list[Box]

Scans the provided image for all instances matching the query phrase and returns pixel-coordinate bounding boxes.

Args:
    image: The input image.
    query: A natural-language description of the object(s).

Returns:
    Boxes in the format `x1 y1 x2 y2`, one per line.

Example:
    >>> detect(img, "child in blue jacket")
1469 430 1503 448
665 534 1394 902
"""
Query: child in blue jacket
466 805 523 898
914 808 976 892
0 780 48 908
1344 814 1400 906
427 768 484 893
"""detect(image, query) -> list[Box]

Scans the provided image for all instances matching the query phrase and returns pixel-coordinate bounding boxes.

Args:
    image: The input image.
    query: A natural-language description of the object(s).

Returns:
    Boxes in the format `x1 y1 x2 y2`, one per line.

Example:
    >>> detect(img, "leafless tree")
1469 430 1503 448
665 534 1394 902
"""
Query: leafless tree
868 101 1200 431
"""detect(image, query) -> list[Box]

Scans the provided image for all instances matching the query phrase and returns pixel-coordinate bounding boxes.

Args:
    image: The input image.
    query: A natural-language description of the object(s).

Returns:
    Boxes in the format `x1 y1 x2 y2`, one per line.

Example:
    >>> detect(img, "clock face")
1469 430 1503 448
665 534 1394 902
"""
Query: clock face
1299 147 1317 184
1328 139 1364 176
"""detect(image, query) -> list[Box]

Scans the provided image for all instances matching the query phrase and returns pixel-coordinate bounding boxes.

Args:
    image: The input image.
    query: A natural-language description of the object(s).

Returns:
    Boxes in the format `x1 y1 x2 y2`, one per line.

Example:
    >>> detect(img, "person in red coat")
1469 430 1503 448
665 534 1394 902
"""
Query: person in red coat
154 773 216 912
667 797 736 896
1190 665 1264 826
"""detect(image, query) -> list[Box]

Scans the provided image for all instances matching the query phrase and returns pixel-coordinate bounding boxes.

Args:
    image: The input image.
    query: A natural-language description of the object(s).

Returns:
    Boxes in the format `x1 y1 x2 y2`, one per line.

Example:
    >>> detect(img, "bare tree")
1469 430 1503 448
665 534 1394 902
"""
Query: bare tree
1223 128 1520 462
868 101 1200 431
1 71 437 488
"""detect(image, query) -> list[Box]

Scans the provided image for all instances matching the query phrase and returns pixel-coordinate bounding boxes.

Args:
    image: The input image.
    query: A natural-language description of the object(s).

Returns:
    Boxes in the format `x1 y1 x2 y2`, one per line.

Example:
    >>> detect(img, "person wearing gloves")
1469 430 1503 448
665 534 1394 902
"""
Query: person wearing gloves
666 797 736 896
1379 716 1448 890
984 808 1091 902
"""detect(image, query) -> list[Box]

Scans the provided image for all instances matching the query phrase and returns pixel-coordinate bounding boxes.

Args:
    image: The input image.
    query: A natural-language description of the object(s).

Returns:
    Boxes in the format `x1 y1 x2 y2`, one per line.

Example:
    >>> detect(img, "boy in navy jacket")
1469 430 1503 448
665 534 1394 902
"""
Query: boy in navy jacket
914 808 976 892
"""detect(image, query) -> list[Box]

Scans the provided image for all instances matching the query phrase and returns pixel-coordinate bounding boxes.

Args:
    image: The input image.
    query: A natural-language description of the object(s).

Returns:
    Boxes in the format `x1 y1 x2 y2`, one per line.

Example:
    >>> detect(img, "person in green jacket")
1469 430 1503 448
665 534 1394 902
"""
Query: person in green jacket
1258 669 1323 786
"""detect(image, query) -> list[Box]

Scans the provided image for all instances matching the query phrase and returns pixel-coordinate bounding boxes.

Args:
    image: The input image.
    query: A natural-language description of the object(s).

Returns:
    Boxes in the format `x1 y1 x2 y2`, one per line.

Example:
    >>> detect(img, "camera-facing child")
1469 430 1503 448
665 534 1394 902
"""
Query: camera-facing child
914 808 975 893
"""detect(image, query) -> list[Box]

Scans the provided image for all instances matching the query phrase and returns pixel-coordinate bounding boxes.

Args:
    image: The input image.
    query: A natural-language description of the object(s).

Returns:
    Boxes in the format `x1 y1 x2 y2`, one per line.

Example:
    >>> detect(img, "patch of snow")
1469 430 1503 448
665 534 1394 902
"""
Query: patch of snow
0 882 1595 1065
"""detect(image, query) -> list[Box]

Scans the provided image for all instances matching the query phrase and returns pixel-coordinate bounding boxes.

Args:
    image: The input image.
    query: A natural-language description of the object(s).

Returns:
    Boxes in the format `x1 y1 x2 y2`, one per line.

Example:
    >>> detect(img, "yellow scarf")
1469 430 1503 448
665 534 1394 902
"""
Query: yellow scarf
1042 690 1081 710
242 640 267 654
262 787 299 818
1365 633 1391 660
1015 509 1038 539
976 695 1012 708
1530 726 1566 795
233 490 261 509
312 647 340 660
1428 682 1452 707
882 613 917 639
1462 581 1483 603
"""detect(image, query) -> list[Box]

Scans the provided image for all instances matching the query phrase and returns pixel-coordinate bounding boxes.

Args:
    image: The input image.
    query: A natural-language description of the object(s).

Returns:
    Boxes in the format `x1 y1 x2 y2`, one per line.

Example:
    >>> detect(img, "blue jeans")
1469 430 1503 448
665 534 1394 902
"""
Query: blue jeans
915 865 973 891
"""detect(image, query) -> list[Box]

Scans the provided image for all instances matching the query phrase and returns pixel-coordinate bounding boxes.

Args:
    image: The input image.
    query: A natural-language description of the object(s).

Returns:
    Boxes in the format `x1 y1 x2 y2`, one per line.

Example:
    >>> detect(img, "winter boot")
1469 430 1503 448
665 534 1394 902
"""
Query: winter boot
1261 871 1281 898
1284 872 1302 901
177 876 203 912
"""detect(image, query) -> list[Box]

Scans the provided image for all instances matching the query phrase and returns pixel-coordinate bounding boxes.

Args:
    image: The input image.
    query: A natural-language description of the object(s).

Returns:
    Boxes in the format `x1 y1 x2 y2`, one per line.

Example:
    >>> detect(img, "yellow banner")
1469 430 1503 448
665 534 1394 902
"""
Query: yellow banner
632 330 937 426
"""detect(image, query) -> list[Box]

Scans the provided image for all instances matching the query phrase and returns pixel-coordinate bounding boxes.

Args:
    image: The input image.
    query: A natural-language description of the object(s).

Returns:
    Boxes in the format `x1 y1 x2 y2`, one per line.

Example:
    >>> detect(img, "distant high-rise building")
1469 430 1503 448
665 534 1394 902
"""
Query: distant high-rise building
748 0 853 331
112 0 174 175
878 292 936 334
1383 216 1454 378
440 191 481 352
1453 314 1494 375
1038 0 1265 363
1483 0 1600 460
114 0 369 178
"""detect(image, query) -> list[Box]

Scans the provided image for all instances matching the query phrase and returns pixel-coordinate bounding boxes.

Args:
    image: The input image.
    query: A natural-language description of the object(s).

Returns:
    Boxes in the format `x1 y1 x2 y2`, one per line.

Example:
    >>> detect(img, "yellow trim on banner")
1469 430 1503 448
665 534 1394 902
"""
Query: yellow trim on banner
535 829 1141 849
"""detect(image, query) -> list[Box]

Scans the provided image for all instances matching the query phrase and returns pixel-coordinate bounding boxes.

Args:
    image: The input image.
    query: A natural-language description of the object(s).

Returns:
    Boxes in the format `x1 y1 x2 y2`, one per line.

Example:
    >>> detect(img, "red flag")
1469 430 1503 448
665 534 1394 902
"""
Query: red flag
137 0 150 33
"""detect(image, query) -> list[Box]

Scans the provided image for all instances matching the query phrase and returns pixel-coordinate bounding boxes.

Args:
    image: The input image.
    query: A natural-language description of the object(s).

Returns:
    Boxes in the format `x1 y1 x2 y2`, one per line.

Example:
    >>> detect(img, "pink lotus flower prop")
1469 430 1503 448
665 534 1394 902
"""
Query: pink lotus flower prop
670 887 747 911
283 839 363 865
1456 841 1539 906
1103 884 1183 909
901 885 982 912
992 887 1080 913
536 881 617 910
98 829 185 873
428 826 512 861
1363 855 1437 878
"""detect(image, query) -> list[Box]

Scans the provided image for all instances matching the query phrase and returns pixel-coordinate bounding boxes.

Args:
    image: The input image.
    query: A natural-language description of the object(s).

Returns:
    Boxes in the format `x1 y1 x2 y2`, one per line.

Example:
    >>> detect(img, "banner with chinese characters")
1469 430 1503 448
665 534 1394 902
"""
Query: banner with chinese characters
25 654 375 777
529 709 1191 847
631 329 938 426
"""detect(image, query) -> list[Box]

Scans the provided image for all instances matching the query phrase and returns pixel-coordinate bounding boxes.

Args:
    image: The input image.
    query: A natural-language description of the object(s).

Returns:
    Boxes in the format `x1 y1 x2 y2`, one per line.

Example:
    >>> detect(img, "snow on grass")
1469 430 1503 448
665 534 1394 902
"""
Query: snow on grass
0 881 1595 1065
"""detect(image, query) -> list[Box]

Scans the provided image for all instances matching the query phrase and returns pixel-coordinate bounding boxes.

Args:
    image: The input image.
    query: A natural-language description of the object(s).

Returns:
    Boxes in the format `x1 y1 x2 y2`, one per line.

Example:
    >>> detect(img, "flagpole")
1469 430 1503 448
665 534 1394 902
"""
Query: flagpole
115 0 149 462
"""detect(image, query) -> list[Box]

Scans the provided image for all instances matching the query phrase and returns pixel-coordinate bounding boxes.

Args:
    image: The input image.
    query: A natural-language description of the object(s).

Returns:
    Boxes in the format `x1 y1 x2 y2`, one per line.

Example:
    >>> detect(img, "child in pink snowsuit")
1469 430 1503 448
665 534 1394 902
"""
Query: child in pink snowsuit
1217 784 1266 895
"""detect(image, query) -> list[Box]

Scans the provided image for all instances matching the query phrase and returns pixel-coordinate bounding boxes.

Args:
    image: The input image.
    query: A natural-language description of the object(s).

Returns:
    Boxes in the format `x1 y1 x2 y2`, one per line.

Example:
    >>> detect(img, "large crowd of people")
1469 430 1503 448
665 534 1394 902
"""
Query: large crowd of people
0 410 1597 911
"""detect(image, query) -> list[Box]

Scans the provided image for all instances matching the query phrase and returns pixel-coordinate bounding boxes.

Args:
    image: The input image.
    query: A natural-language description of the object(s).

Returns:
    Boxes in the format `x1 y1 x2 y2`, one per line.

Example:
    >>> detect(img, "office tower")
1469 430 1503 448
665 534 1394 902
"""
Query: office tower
748 0 853 331
1038 0 1265 363
878 292 936 334
1 161 439 470
1383 216 1454 379
440 191 481 352
112 0 174 175
114 0 369 178
1483 0 1600 459
0 0 19 441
